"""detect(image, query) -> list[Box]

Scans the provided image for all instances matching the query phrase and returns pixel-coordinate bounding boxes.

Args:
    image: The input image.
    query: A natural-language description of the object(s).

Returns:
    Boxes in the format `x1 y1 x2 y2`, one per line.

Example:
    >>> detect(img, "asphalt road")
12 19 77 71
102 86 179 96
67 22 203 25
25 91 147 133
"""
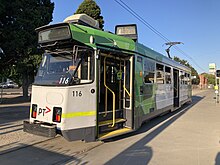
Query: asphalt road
1 89 219 165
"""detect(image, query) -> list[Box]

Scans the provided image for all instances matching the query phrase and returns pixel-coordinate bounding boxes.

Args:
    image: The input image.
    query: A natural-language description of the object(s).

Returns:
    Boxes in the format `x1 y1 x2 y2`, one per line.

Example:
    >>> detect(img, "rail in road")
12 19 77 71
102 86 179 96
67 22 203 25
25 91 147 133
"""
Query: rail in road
0 99 103 164
0 135 103 165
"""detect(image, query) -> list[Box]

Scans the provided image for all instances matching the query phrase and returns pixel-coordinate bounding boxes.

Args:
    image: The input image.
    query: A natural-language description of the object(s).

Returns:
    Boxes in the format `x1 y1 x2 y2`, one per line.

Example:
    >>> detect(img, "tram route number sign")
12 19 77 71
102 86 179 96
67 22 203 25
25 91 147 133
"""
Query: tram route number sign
73 90 82 97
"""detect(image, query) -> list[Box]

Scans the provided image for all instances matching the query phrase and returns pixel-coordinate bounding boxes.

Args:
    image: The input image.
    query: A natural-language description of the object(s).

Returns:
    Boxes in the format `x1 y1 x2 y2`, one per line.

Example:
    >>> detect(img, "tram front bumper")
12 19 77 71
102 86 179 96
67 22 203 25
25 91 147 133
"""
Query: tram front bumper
23 121 57 138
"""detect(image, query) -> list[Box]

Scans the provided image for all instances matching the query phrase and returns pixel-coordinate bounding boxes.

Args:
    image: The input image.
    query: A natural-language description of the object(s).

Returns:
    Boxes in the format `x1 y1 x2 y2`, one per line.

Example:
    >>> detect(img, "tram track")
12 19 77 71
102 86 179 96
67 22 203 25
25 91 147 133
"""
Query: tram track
0 132 103 165
0 89 206 164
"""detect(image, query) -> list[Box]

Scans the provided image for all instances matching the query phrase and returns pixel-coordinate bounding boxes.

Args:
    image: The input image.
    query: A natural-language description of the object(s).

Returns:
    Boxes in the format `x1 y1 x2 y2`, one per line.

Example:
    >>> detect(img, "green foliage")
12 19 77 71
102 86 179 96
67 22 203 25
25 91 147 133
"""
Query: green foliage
0 0 54 96
173 56 200 85
75 0 104 29
202 73 215 85
6 55 42 86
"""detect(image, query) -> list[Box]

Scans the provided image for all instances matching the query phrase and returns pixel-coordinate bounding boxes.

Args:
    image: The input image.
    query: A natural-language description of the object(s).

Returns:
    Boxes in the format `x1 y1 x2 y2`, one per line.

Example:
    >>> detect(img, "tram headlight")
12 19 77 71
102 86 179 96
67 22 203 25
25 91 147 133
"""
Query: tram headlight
53 107 62 123
31 104 37 118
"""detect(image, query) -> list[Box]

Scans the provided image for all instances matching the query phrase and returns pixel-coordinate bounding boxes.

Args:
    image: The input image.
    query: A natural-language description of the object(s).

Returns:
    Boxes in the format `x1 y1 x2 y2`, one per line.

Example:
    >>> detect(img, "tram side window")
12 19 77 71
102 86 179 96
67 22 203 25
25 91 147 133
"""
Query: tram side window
156 63 164 84
144 59 155 84
180 71 184 84
79 54 94 82
183 73 187 85
185 73 190 85
165 66 171 84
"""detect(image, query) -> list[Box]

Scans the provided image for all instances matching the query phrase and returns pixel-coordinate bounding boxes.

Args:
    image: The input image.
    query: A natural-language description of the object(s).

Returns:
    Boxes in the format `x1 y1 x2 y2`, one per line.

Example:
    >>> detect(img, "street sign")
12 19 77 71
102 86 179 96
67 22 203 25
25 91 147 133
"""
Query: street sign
216 70 220 77
209 63 216 75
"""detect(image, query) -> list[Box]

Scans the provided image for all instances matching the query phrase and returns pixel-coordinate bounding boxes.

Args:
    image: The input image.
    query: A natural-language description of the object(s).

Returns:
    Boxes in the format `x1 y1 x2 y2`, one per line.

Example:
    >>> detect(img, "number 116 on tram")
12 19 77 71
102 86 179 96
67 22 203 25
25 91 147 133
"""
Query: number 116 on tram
23 14 192 142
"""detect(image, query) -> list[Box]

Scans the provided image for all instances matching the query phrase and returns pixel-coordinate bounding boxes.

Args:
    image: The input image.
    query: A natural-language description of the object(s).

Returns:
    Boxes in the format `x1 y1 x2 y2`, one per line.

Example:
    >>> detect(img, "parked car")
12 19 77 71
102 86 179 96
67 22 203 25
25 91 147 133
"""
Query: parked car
0 83 7 88
7 81 14 88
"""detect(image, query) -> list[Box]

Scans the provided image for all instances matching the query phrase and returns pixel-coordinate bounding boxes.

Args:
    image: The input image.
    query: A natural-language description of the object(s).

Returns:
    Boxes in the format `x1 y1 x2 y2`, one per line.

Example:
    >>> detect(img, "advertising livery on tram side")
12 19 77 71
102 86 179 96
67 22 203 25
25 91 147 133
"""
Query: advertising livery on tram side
24 14 191 142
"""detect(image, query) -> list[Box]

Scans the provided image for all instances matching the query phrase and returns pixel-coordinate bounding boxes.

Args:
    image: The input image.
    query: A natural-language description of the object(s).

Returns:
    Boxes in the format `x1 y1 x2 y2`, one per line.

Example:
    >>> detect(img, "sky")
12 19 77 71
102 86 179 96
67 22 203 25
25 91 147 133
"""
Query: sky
51 0 220 73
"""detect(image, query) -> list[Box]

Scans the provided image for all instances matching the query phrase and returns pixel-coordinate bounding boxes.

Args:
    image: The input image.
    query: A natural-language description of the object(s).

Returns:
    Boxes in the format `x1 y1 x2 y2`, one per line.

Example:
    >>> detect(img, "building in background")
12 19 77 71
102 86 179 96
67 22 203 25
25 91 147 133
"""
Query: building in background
199 74 208 89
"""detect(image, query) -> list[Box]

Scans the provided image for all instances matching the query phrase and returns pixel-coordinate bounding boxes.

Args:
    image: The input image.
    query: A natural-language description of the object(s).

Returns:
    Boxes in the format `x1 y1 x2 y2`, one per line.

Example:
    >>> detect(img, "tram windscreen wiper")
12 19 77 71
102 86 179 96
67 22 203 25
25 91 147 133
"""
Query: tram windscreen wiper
70 51 86 84
72 58 82 77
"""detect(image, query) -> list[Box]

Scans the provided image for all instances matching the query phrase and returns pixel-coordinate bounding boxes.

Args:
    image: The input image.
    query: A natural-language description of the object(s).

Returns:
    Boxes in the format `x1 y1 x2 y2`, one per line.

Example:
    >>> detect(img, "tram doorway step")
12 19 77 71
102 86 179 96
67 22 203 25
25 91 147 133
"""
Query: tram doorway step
98 117 126 133
98 127 133 140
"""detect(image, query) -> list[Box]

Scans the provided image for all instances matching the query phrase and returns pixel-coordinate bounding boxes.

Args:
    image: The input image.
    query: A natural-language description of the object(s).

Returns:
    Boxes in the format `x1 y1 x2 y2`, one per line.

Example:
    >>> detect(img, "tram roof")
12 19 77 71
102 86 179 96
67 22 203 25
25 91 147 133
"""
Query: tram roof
68 23 190 72
37 22 190 72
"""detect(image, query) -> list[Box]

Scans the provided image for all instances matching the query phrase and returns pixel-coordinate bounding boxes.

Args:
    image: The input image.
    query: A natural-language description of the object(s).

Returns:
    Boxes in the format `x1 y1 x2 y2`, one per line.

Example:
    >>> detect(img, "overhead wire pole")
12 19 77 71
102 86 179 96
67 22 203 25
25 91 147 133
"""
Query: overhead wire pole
215 70 220 104
114 0 206 72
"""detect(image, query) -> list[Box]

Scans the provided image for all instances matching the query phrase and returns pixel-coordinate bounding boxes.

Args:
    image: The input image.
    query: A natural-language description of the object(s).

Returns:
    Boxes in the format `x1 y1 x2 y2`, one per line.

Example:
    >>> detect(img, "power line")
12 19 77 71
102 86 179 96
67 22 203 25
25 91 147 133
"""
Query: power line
114 0 170 42
173 46 205 71
114 0 205 72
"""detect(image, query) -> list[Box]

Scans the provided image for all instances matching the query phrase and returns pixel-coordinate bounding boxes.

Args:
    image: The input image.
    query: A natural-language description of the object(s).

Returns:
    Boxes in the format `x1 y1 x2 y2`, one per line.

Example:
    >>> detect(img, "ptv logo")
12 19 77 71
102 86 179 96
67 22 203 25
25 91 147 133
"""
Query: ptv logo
38 106 51 116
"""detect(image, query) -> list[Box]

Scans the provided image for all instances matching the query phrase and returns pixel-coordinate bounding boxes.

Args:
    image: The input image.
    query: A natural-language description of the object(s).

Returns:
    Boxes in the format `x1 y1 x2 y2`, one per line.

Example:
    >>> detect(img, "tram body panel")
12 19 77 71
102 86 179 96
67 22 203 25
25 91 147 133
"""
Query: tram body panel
24 14 192 142
61 83 97 130
30 84 97 128
155 84 173 110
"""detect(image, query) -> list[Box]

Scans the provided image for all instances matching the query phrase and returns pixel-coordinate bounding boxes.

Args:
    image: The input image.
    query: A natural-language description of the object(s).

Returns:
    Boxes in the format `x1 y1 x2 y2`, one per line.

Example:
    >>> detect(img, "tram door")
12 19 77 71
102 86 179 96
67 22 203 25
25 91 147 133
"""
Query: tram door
98 54 133 139
173 69 180 108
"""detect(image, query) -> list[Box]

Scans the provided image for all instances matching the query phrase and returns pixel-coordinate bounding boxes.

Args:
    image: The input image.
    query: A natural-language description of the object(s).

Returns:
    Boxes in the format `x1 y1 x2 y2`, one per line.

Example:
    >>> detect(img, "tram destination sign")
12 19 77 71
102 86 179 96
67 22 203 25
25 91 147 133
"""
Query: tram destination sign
38 25 71 43
115 24 138 41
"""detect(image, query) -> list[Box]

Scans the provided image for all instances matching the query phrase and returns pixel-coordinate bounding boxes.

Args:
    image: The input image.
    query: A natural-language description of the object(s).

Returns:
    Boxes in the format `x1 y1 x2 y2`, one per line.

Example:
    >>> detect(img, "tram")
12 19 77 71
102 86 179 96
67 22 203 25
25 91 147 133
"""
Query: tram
23 14 191 142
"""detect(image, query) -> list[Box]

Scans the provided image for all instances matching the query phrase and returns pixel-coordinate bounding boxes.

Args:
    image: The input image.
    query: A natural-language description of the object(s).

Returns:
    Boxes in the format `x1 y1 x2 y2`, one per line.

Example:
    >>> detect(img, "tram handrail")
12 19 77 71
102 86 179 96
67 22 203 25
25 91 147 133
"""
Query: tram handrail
123 86 131 97
104 56 116 127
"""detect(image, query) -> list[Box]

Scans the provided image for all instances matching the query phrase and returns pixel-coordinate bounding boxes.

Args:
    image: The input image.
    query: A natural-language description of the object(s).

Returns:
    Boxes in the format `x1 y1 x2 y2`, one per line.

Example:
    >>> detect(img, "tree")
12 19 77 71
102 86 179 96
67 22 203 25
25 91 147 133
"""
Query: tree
0 0 54 97
173 56 200 85
75 0 104 29
202 73 215 85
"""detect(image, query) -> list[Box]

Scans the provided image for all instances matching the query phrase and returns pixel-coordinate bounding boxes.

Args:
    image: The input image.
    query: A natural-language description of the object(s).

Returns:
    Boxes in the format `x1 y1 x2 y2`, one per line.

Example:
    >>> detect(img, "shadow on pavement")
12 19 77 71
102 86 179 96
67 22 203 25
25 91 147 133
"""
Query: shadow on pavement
0 105 29 124
104 95 204 165
215 152 220 165
0 143 81 165
0 96 30 105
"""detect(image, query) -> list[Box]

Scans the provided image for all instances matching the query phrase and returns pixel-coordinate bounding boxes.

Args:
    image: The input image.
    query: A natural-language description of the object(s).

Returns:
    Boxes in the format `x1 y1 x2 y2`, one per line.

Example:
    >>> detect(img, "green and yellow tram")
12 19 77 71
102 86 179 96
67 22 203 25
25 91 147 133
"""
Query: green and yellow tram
24 14 191 142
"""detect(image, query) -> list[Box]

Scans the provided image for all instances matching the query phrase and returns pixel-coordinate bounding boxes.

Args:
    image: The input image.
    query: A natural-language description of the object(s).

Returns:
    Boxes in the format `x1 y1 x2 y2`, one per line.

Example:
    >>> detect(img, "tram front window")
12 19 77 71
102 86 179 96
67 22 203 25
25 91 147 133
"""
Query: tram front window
34 49 94 86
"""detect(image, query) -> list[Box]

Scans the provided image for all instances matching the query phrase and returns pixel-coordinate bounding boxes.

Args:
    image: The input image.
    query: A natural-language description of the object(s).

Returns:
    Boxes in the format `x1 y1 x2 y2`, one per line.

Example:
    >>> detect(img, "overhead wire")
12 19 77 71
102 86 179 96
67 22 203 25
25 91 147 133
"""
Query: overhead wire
114 0 205 72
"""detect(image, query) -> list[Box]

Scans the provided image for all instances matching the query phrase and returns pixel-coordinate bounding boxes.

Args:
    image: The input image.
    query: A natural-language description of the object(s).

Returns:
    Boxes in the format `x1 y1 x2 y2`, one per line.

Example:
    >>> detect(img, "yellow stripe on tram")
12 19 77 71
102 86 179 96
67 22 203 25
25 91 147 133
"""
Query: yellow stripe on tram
62 110 96 118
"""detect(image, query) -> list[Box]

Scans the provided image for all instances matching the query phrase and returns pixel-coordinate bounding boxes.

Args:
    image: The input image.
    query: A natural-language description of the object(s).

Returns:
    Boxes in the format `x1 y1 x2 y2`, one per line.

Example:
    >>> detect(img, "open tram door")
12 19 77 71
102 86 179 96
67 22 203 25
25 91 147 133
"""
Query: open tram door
97 52 134 140
173 69 180 108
